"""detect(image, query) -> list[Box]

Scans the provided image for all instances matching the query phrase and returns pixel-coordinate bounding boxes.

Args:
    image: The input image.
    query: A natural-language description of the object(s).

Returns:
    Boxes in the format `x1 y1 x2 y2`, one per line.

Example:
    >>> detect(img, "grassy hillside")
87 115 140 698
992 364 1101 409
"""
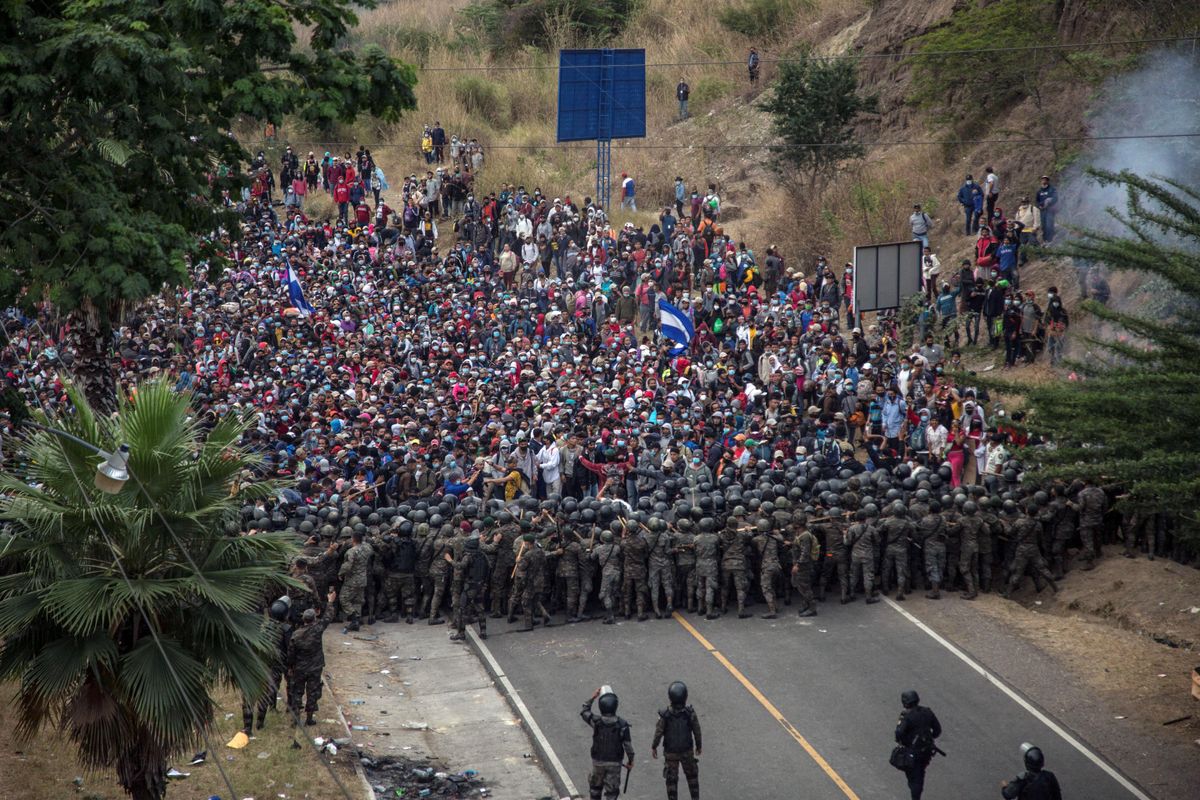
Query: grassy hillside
266 0 1199 273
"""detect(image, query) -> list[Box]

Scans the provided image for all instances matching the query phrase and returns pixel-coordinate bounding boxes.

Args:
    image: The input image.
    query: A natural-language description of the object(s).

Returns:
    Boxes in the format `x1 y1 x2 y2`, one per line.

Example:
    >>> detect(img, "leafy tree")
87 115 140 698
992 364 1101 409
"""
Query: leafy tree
0 381 294 800
758 51 877 191
0 0 418 410
1011 170 1200 550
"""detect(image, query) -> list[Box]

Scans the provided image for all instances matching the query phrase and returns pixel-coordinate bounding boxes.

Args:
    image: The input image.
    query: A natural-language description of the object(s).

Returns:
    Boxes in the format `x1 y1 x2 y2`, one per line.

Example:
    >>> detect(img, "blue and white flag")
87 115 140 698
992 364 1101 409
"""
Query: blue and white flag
658 298 694 355
287 261 315 316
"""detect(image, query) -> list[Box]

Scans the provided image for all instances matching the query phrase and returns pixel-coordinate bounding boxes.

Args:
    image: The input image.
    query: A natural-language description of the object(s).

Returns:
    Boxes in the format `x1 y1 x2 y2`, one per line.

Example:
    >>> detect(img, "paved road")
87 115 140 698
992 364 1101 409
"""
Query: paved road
478 599 1148 800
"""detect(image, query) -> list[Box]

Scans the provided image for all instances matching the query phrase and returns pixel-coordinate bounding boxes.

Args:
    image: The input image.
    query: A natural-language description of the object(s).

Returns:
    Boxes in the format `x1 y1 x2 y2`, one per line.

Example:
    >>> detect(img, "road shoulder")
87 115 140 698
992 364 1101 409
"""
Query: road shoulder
322 622 558 800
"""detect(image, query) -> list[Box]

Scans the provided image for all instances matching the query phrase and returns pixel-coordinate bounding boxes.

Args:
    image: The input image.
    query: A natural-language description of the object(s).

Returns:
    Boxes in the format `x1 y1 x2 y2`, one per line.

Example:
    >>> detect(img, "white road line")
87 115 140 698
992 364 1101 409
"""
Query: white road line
882 597 1154 800
468 628 581 798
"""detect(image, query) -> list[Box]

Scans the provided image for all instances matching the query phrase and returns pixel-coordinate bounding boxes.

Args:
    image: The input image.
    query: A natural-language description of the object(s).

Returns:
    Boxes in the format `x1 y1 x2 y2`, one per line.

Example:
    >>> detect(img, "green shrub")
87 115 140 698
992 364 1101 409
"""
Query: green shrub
690 76 735 112
380 26 441 65
460 0 640 53
453 76 512 128
718 0 808 39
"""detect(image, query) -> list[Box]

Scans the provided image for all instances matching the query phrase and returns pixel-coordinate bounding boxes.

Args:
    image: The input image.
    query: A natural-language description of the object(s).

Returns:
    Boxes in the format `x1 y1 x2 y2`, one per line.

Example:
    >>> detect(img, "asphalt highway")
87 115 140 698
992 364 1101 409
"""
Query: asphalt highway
478 599 1148 800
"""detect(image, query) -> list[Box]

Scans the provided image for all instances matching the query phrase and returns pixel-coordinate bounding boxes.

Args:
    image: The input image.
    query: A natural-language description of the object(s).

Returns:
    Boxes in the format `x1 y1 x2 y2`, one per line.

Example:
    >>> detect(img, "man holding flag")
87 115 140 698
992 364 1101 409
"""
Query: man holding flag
658 297 694 355
287 259 315 317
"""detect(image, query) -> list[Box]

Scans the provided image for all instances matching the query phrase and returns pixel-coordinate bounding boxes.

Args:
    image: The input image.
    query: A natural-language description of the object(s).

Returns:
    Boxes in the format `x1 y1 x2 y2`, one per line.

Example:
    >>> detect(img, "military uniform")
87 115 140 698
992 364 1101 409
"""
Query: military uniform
790 525 820 616
381 532 419 622
621 527 650 620
592 534 623 623
415 524 436 618
581 695 634 800
338 539 374 630
646 523 676 618
752 523 785 618
848 517 880 602
286 604 334 722
425 529 453 624
1004 511 1058 596
719 522 752 617
451 541 491 640
555 534 583 622
1076 485 1107 569
956 510 984 598
880 514 915 599
920 515 947 598
693 527 721 619
673 526 698 612
814 516 849 603
653 705 702 800
515 537 551 631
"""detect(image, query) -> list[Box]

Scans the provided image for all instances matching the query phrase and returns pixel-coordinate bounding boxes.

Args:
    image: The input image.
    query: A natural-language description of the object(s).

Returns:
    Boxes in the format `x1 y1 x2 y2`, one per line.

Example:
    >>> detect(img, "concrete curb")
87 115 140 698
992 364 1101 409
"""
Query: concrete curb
325 676 377 800
466 628 580 799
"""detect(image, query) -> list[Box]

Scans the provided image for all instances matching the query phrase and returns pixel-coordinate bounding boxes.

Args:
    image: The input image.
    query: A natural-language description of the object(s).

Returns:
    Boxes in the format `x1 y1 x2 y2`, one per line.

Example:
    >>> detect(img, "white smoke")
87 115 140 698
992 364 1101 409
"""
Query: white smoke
1060 48 1200 231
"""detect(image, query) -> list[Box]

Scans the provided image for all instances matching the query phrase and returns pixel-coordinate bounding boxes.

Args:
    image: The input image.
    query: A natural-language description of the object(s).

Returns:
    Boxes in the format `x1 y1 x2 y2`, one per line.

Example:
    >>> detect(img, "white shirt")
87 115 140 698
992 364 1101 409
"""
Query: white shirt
536 442 561 483
926 422 948 460
985 172 1001 195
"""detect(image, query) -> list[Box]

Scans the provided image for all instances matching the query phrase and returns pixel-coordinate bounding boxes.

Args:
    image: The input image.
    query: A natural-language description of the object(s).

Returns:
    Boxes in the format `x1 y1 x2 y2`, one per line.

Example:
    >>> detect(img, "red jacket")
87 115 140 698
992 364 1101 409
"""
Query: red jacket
333 184 350 204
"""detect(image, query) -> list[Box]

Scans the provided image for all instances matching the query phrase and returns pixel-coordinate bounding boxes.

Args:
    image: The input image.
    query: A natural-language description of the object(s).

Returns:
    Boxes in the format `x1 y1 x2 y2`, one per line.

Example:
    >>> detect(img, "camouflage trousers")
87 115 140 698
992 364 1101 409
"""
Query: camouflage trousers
663 751 700 800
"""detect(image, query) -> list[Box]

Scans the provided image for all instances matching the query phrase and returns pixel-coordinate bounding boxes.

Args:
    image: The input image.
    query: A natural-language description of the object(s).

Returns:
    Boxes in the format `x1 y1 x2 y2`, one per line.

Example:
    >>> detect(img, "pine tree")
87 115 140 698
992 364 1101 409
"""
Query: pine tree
1015 170 1200 550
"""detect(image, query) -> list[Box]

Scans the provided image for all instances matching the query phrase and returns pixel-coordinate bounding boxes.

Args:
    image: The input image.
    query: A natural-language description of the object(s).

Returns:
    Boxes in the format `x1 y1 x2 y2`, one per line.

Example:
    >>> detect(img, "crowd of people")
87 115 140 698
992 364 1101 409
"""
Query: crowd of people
0 140 1188 735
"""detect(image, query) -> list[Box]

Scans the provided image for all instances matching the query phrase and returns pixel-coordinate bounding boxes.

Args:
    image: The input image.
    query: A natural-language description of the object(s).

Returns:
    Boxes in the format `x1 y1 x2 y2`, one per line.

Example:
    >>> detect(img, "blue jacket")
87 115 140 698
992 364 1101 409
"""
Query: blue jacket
935 288 959 318
957 181 977 208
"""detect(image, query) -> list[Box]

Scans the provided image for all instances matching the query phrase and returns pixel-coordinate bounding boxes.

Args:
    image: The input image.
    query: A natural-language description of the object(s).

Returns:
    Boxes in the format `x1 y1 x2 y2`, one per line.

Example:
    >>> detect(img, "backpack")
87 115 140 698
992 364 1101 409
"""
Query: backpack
868 401 882 425
909 423 928 452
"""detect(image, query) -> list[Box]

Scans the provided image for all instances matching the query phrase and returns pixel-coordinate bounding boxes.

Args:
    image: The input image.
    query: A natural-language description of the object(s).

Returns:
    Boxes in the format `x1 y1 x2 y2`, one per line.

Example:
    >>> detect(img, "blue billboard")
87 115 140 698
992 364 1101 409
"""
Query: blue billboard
556 49 647 142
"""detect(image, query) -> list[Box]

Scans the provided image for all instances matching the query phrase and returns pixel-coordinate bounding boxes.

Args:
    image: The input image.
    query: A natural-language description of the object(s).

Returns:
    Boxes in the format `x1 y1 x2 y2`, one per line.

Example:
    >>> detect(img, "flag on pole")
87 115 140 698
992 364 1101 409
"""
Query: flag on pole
658 298 694 355
287 260 314 316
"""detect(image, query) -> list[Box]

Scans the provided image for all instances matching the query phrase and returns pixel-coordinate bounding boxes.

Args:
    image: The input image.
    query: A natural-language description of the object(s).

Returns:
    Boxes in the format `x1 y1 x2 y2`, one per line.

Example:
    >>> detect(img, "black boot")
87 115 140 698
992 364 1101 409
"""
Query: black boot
305 713 317 726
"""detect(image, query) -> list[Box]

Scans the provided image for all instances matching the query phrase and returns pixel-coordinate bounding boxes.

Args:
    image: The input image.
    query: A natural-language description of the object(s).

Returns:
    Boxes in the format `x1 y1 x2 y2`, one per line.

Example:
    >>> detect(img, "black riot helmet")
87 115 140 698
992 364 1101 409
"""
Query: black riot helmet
667 681 688 707
598 691 619 715
1023 745 1045 772
268 598 290 622
901 689 920 709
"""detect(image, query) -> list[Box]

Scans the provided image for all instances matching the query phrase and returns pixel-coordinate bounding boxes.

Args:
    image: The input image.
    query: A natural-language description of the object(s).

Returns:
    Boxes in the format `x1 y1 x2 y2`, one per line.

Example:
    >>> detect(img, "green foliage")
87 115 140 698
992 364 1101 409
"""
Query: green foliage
0 0 417 407
0 381 295 798
718 0 809 39
690 77 735 112
454 76 513 128
375 26 443 65
460 0 640 52
1006 170 1200 550
907 0 1054 127
758 51 877 189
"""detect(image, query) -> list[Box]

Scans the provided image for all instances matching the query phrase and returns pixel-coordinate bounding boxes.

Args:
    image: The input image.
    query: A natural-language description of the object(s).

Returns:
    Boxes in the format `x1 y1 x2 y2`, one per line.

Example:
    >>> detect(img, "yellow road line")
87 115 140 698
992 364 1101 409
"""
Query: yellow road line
672 611 861 800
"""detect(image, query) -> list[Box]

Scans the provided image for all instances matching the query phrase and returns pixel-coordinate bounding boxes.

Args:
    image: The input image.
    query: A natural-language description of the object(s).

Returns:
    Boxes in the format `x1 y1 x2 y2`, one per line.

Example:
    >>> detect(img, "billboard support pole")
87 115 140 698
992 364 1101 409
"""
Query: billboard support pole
596 138 611 214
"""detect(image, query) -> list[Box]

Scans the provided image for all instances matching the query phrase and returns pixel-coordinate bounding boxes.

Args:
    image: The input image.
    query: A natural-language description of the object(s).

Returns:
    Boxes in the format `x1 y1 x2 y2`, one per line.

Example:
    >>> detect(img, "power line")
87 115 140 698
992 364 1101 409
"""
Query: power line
0 324 243 800
253 131 1200 152
413 35 1199 72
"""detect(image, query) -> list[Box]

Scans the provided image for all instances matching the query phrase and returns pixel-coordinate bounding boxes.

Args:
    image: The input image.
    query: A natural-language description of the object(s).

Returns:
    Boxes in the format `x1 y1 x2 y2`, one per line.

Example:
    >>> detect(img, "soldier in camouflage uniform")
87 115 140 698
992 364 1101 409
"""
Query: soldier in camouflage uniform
1003 501 1059 597
486 515 518 618
621 521 651 621
719 512 753 618
652 681 702 800
645 517 676 618
978 496 1002 593
790 514 819 617
515 532 551 631
289 556 320 625
1076 480 1107 570
415 521 436 619
425 525 454 625
592 529 623 624
381 523 419 623
848 508 881 604
672 519 698 613
814 506 849 604
554 528 584 623
1047 484 1076 580
956 501 985 599
752 517 784 619
942 498 962 592
286 589 338 726
921 502 947 599
880 503 915 600
450 536 491 641
693 518 721 620
338 531 373 632
577 525 597 620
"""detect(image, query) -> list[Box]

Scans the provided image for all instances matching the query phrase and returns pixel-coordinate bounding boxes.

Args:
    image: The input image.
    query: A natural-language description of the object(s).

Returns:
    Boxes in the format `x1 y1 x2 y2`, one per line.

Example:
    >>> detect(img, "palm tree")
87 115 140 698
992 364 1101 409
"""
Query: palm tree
0 381 295 800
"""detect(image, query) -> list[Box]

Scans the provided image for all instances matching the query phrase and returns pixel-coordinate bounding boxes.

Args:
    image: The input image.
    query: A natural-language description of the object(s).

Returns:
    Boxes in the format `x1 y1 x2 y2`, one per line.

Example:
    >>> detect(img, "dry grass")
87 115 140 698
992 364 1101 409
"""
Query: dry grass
0 684 359 800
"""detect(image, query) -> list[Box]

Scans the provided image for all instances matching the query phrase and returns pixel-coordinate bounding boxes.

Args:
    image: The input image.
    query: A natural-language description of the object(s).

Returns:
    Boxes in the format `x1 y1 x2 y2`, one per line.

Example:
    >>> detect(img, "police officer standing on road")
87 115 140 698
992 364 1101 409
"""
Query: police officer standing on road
581 686 634 800
652 680 702 800
1001 744 1063 800
895 689 942 800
